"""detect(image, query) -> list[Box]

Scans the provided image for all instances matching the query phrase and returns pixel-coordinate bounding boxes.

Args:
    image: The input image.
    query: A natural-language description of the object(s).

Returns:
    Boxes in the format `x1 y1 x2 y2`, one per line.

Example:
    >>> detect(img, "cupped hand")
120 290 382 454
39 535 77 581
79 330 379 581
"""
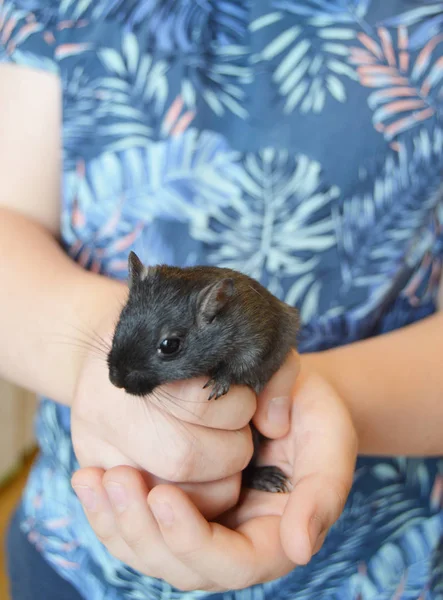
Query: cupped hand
72 351 358 591
71 325 258 519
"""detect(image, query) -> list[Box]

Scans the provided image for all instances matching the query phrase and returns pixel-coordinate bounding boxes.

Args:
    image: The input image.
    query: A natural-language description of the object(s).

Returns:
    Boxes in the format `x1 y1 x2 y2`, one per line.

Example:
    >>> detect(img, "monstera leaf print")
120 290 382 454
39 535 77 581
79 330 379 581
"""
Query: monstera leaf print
349 23 443 144
250 0 371 114
190 149 339 322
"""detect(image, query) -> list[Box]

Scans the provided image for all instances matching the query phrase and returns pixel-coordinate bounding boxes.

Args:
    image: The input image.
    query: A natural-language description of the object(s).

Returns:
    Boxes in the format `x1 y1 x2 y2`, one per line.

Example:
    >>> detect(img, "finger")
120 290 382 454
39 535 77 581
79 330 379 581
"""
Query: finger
71 468 138 569
146 472 242 520
280 372 357 565
152 378 256 430
175 474 241 520
253 350 299 439
102 467 210 591
148 484 294 590
117 398 255 483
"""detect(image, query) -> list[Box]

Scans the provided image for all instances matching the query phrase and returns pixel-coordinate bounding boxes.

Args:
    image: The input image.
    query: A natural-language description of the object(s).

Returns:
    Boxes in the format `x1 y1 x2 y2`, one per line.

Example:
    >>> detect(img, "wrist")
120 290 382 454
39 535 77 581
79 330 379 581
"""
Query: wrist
300 350 366 454
70 272 128 402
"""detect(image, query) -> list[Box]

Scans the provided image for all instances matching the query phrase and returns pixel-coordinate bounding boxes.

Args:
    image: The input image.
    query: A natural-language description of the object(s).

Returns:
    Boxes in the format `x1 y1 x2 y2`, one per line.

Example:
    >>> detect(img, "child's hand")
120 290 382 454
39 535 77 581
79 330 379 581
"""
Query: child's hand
71 332 259 519
71 351 358 591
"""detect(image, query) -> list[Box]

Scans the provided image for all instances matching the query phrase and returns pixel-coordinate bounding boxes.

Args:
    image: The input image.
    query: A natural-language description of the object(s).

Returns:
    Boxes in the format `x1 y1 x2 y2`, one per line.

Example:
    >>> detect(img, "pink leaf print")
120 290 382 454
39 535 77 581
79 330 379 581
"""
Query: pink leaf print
51 556 80 570
162 96 195 137
57 19 88 31
107 259 130 272
171 111 195 136
44 517 72 530
392 572 407 600
109 221 144 253
28 531 40 544
55 43 91 60
90 258 102 274
430 474 443 511
71 199 86 229
1 15 16 45
78 247 91 268
44 31 55 45
14 22 40 45
162 96 184 136
96 204 123 239
350 26 442 142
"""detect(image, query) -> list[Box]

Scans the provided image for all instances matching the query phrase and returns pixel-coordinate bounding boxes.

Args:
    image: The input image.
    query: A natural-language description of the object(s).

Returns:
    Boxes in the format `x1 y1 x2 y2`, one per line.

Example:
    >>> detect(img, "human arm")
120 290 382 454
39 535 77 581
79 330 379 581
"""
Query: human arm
0 64 255 515
303 310 443 456
0 63 126 406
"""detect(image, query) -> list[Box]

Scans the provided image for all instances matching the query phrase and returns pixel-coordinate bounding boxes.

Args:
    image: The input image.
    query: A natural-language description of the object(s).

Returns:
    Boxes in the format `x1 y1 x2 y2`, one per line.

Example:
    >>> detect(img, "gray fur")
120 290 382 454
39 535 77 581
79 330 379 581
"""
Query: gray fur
108 251 300 492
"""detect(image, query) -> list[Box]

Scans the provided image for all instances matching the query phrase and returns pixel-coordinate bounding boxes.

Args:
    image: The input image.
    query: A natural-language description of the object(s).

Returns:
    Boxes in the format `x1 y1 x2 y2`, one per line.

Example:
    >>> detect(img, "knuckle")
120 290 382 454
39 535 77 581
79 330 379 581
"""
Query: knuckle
118 517 147 548
171 538 206 562
165 450 196 482
95 529 117 548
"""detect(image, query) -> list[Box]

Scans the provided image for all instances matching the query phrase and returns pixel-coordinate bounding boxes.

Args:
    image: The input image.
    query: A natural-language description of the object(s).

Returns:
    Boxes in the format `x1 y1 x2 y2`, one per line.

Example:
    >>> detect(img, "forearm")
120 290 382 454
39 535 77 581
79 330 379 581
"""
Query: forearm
305 313 443 456
0 208 127 406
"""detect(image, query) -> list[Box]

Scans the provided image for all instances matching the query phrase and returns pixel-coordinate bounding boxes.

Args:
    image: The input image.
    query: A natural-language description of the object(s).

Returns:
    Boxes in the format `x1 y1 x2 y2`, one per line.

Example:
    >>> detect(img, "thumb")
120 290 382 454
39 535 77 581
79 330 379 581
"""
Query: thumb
279 371 357 564
280 474 349 565
253 350 300 439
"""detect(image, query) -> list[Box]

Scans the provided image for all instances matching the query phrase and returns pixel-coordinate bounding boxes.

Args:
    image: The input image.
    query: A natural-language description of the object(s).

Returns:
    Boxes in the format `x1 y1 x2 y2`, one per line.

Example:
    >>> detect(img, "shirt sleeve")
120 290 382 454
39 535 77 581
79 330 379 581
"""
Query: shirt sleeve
0 2 59 75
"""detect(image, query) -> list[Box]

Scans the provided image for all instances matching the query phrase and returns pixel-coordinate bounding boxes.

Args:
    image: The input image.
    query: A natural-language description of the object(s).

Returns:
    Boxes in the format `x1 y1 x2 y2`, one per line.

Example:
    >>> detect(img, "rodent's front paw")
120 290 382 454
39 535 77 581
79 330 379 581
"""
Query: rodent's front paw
203 376 231 400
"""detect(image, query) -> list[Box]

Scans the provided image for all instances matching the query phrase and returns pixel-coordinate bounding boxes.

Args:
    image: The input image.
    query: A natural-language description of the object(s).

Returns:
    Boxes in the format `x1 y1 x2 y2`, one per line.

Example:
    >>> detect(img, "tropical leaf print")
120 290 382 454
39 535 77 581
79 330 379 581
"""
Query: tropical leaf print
0 1 47 59
349 24 443 144
96 0 251 118
250 0 370 114
96 32 169 140
190 149 340 322
62 130 242 272
381 2 443 50
334 127 443 317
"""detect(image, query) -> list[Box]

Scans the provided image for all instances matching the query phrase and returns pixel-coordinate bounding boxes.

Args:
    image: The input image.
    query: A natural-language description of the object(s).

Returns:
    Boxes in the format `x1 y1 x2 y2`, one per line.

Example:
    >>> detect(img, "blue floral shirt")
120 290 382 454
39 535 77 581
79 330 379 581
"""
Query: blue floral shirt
1 0 443 598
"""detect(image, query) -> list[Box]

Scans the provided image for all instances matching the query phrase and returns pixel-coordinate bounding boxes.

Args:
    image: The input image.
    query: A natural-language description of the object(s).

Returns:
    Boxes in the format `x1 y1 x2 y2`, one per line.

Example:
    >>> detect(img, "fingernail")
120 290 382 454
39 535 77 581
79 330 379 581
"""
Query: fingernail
105 483 128 512
73 485 96 511
268 396 291 426
308 514 324 552
150 501 175 526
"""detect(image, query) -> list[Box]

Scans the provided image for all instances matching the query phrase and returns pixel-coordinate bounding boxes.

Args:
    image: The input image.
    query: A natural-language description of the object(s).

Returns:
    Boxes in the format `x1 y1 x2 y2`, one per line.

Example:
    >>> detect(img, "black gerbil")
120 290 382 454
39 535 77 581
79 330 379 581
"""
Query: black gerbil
107 251 300 493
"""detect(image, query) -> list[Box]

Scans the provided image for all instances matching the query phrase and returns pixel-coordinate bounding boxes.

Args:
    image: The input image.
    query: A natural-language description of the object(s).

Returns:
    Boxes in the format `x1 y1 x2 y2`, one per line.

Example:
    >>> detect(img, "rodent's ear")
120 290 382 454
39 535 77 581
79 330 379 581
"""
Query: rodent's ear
197 278 234 324
128 251 148 288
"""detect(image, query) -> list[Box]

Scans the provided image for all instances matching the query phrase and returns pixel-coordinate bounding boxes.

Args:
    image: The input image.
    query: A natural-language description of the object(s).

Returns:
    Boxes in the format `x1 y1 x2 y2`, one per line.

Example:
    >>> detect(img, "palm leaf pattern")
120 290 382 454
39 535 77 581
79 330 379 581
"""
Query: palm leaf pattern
334 128 443 318
0 0 53 66
349 22 443 144
190 149 339 322
3 1 443 599
250 0 370 114
99 0 251 120
96 32 169 144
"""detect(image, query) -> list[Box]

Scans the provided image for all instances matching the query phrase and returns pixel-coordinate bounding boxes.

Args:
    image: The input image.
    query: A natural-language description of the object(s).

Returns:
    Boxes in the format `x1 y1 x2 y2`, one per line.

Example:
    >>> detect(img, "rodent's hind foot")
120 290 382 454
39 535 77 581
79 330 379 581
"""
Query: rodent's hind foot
203 376 231 400
242 465 292 493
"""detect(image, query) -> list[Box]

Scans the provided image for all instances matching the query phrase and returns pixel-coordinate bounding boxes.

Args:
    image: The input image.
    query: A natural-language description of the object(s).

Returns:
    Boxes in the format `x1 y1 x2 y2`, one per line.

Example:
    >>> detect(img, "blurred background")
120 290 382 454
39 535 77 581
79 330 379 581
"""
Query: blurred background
0 379 37 599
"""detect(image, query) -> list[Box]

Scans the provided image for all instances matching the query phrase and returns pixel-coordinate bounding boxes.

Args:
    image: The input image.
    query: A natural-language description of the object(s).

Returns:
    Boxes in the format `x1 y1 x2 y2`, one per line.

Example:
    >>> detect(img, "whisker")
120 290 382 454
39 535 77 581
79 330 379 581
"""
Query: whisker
49 335 109 359
152 388 200 420
157 385 210 405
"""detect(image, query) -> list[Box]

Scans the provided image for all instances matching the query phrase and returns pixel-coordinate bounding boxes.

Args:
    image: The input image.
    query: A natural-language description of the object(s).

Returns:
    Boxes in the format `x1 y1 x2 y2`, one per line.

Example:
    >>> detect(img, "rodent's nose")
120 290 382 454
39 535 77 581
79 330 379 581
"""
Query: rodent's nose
109 364 125 388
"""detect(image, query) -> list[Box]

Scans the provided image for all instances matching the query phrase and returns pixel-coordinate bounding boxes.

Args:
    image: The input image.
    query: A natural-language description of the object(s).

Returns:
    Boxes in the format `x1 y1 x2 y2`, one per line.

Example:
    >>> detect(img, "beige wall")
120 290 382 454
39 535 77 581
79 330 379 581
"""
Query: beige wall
0 380 36 485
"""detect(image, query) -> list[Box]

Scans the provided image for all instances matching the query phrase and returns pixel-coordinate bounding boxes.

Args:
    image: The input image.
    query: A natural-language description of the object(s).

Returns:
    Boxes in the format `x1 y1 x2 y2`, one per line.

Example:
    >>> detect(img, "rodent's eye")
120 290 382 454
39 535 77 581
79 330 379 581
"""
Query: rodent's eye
158 337 181 356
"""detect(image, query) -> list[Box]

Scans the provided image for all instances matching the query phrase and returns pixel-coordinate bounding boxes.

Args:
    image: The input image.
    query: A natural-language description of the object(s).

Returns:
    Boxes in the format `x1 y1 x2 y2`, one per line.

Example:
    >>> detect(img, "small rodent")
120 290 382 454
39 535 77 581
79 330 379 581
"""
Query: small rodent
107 251 299 493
